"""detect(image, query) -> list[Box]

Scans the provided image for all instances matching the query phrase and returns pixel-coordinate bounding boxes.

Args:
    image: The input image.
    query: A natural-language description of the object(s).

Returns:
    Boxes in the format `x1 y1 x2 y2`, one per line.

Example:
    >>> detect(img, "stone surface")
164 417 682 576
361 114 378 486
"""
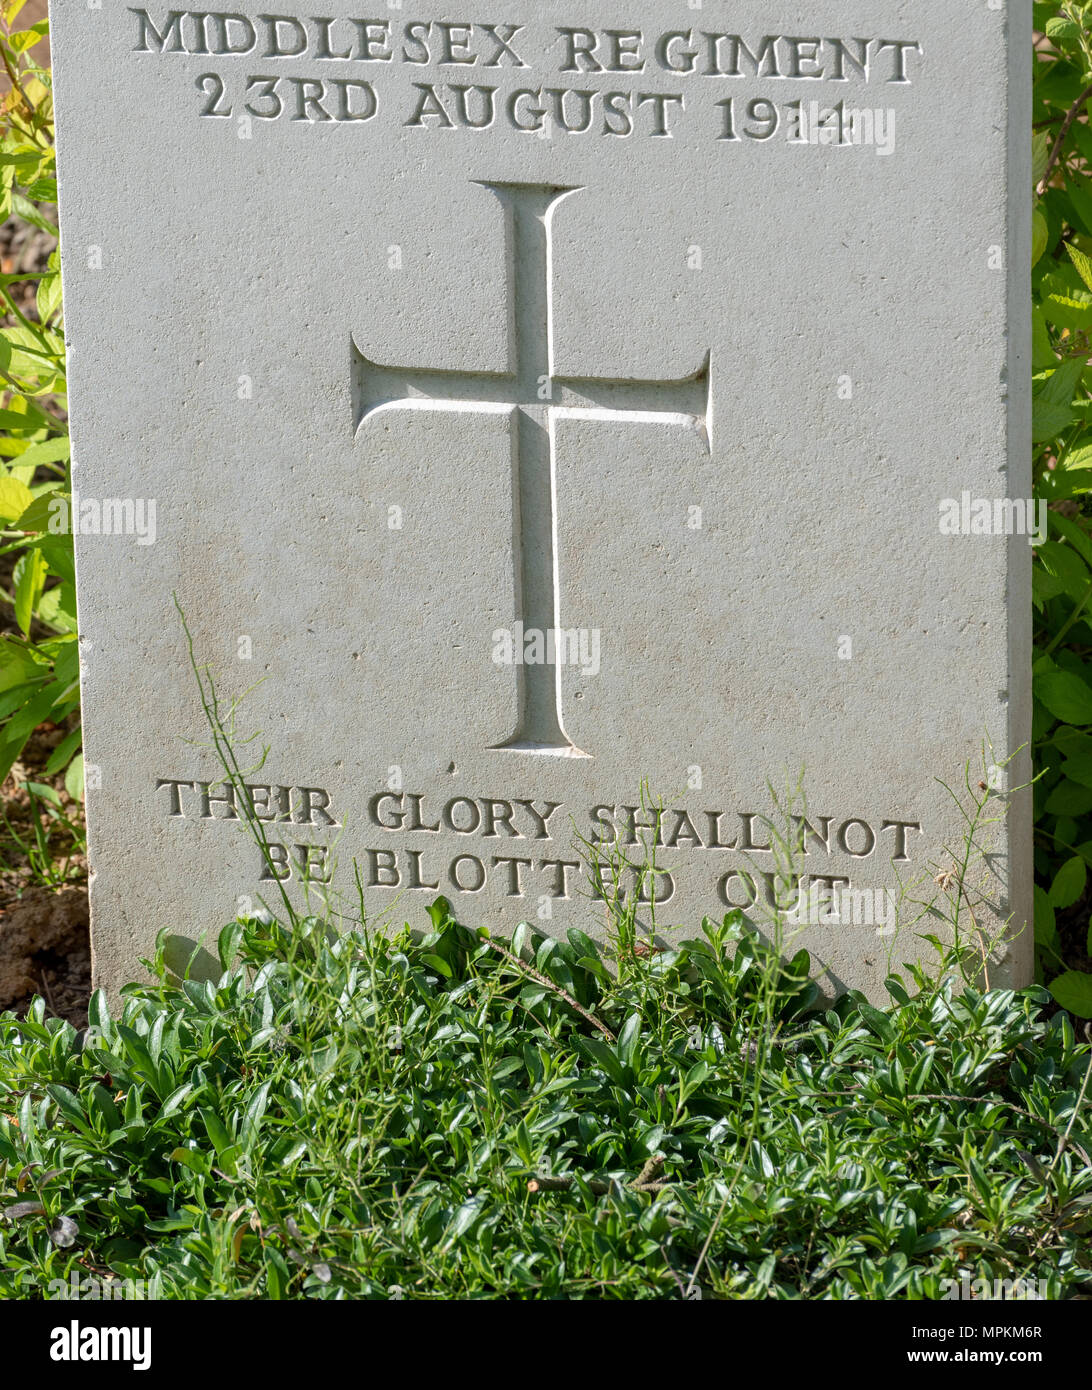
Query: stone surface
52 3 1032 1001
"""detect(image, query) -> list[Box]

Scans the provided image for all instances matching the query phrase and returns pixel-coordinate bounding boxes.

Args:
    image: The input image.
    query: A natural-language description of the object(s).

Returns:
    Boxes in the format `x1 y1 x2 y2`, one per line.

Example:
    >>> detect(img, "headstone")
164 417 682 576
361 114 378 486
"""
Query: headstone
52 4 1032 1001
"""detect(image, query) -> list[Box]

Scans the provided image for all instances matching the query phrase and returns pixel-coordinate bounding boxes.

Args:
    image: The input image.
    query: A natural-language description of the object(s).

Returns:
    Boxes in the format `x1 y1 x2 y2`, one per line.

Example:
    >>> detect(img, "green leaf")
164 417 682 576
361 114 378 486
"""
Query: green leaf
46 1085 91 1135
565 927 601 962
1045 777 1092 815
1037 540 1090 600
14 487 64 534
265 1247 289 1299
1037 668 1092 724
446 1194 486 1240
1042 292 1092 333
161 1084 195 1118
1067 242 1092 295
1060 733 1092 789
201 1107 234 1162
0 405 52 432
1051 510 1092 564
1050 856 1087 909
578 1037 627 1087
0 474 33 522
1034 885 1057 947
10 191 55 237
8 21 48 54
24 176 56 203
36 271 61 325
1039 354 1085 407
13 546 47 634
1034 563 1064 605
1033 398 1078 443
87 1084 121 1136
1033 208 1049 266
1032 308 1055 372
33 536 75 586
1033 131 1052 190
12 436 68 470
617 1012 641 1069
217 920 245 972
63 753 84 802
44 725 81 776
682 1060 710 1098
1049 971 1092 1019
1046 16 1081 42
24 779 60 807
36 581 77 634
0 324 60 381
511 921 531 959
856 999 896 1043
239 1081 272 1148
169 1147 212 1177
1065 181 1092 240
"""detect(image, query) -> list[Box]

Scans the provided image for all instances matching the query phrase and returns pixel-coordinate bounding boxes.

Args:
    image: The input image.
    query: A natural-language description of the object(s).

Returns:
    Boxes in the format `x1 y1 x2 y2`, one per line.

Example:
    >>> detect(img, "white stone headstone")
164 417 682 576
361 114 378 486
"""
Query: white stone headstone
52 4 1032 1000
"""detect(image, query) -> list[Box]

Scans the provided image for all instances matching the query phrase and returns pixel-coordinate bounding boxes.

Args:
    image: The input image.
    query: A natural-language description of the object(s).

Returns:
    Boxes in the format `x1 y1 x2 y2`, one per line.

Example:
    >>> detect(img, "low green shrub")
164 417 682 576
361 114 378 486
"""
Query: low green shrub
0 907 1088 1300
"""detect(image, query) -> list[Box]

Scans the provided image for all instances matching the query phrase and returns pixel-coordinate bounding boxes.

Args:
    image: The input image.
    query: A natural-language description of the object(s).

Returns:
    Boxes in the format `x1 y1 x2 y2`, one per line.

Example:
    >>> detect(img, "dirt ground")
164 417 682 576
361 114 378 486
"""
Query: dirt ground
19 1 47 38
0 729 89 1028
0 883 88 1025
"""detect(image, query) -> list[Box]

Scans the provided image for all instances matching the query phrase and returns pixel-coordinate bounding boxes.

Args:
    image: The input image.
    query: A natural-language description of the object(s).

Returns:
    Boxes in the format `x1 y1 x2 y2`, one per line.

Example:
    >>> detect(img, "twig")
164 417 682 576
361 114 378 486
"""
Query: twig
0 41 37 126
527 1176 673 1194
528 1154 671 1195
478 935 616 1042
1037 81 1092 196
663 1254 690 1300
634 1153 666 1186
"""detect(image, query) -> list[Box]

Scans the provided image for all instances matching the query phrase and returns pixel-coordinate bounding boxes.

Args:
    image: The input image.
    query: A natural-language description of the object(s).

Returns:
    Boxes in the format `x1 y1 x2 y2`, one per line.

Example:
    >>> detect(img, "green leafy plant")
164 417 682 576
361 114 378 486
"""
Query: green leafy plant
0 779 85 888
1031 3 1092 1012
0 3 79 798
0 909 1088 1300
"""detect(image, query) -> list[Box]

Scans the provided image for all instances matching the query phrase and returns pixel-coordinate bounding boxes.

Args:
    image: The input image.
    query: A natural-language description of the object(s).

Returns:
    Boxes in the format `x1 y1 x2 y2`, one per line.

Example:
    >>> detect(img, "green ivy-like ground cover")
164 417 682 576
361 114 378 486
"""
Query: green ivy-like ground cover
0 909 1089 1300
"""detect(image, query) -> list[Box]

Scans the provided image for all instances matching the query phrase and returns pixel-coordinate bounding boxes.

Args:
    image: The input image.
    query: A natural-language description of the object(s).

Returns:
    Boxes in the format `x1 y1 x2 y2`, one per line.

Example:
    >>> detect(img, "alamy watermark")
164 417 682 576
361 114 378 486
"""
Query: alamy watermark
47 1271 160 1301
941 1274 1046 1302
48 492 157 545
49 1319 152 1370
795 102 896 155
784 881 897 936
939 493 1046 545
492 622 601 677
